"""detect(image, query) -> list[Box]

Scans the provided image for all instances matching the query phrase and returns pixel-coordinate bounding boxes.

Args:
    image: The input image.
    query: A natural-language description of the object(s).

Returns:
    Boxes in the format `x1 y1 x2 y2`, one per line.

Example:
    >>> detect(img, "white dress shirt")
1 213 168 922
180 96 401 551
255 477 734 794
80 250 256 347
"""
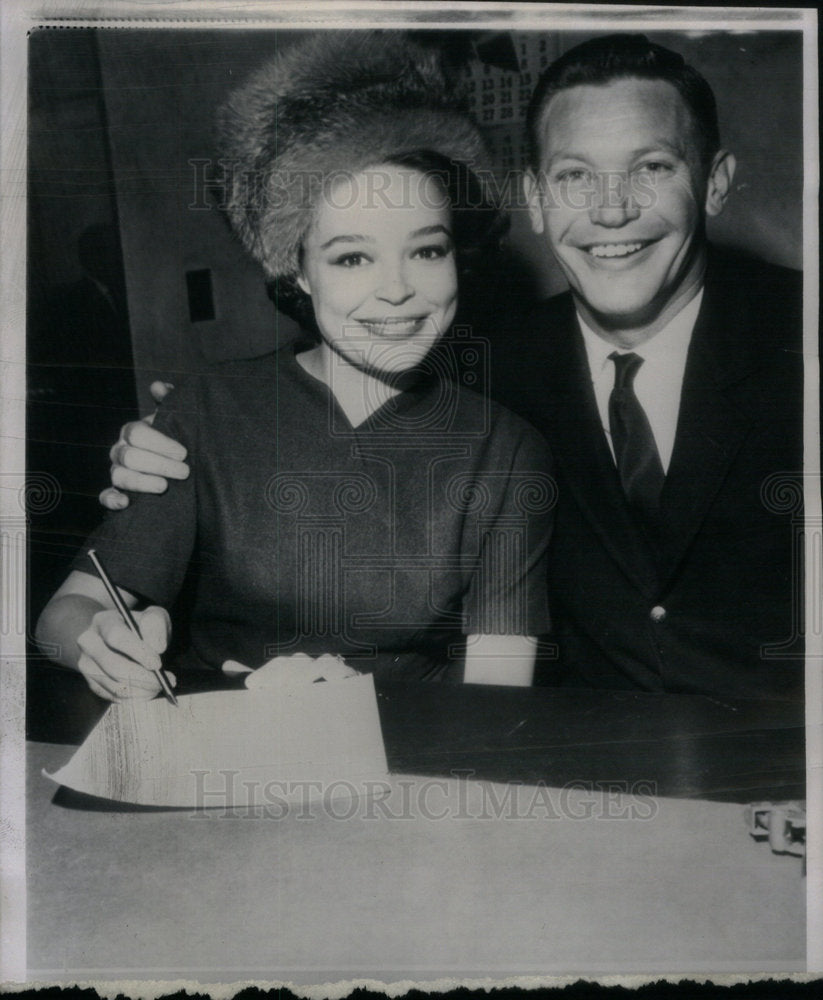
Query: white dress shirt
578 289 703 473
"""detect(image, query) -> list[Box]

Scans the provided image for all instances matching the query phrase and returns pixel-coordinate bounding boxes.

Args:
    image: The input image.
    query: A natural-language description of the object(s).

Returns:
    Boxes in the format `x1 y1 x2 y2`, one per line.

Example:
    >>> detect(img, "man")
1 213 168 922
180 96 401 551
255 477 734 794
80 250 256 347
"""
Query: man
501 34 803 699
100 34 804 700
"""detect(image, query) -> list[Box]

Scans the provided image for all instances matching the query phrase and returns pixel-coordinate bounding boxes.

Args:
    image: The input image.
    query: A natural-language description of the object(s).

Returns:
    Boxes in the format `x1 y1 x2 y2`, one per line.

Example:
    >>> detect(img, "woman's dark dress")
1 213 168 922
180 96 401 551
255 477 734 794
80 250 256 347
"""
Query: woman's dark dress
74 346 553 680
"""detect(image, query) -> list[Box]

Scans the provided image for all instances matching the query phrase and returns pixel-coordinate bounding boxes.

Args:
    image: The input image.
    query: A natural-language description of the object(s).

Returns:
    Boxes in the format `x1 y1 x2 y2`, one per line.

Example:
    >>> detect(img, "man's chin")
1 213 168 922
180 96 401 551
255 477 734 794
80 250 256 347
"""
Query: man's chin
575 293 658 332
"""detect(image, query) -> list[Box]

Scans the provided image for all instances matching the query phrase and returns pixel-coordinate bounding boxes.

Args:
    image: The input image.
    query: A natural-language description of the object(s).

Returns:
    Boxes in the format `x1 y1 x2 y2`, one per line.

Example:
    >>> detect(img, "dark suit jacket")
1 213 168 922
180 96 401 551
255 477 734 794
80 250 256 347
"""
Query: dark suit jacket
490 248 804 699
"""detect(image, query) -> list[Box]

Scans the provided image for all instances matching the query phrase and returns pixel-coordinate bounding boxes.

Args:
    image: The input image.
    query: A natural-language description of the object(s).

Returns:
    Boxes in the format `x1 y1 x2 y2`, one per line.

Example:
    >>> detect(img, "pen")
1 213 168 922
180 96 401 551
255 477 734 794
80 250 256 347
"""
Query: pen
87 548 179 707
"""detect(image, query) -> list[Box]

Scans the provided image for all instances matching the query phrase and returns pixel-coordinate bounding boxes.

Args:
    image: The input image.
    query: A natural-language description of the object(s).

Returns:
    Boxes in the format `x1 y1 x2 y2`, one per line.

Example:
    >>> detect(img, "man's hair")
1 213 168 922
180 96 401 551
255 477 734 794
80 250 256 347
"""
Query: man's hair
526 33 721 171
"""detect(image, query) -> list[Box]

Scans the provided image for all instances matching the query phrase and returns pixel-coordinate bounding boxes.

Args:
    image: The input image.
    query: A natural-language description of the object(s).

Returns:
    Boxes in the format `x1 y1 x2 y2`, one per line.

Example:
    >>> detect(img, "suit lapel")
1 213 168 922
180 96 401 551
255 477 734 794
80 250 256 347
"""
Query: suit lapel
656 280 757 587
530 250 774 599
537 298 660 595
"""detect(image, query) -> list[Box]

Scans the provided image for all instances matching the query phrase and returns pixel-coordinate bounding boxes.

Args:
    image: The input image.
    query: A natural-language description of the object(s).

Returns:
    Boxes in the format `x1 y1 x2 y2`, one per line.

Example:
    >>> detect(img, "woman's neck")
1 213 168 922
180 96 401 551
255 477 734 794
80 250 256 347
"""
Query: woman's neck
296 343 401 428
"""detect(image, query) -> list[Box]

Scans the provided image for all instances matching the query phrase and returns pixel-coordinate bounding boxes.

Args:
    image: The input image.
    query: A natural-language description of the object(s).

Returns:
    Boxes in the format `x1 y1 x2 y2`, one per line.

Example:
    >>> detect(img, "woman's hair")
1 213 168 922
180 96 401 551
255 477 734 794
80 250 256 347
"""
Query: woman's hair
217 32 494 287
269 148 506 335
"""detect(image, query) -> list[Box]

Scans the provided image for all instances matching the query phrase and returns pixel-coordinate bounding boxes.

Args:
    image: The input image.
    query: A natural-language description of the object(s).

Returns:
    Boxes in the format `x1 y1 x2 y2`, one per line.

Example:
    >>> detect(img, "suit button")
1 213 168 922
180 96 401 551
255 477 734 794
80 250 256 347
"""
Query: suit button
650 605 667 623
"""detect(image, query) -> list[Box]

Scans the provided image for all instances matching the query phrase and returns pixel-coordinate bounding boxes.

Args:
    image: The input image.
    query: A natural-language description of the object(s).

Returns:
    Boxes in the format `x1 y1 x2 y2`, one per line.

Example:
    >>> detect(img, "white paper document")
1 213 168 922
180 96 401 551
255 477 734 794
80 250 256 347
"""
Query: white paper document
45 673 389 807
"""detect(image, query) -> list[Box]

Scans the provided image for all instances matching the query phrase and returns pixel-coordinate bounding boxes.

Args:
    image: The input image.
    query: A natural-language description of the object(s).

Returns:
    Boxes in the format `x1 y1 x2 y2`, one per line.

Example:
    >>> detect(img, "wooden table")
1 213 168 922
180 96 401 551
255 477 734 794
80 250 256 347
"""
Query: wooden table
26 672 806 983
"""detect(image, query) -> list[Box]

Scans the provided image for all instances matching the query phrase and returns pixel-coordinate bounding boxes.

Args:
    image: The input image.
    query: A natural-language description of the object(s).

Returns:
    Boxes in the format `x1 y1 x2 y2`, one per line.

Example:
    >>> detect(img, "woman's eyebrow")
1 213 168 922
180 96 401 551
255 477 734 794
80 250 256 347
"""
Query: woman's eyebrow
319 233 375 250
320 225 453 249
409 224 453 239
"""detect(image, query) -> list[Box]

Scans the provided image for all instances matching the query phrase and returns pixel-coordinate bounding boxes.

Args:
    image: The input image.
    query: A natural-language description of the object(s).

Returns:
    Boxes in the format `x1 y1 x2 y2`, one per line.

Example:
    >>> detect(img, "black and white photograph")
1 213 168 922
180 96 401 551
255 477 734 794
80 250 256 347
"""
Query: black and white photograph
1 0 820 992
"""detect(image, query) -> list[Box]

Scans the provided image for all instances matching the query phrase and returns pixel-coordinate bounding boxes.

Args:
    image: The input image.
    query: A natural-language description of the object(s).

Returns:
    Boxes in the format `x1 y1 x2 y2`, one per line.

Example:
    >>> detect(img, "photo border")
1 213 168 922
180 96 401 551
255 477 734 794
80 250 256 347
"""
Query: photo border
2 1 820 994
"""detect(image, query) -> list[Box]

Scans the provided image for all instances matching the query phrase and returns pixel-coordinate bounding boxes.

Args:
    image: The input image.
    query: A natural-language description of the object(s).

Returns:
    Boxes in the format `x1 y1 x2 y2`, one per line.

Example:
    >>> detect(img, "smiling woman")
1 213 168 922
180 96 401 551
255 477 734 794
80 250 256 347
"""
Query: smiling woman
35 31 554 700
295 162 459 406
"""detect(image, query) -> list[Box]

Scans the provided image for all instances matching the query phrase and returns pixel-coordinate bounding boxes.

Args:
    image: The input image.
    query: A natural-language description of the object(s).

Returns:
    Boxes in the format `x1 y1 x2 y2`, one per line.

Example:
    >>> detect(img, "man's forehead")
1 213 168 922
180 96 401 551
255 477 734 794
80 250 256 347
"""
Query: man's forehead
536 77 698 163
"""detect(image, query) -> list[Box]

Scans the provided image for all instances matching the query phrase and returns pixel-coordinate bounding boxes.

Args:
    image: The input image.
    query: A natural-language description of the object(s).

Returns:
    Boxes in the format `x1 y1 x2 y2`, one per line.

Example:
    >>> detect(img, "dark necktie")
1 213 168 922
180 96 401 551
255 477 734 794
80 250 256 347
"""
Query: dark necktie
608 351 665 525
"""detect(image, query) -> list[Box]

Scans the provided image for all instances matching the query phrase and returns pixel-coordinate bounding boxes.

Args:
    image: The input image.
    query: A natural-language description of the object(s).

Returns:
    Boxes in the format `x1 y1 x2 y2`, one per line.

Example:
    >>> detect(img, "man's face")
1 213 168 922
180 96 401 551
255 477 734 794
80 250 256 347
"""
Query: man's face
526 77 732 339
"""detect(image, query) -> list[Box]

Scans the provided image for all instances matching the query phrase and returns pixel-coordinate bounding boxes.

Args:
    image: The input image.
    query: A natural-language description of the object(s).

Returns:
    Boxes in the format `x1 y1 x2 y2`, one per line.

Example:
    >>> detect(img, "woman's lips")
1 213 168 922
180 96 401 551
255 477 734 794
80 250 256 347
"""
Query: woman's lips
356 315 429 338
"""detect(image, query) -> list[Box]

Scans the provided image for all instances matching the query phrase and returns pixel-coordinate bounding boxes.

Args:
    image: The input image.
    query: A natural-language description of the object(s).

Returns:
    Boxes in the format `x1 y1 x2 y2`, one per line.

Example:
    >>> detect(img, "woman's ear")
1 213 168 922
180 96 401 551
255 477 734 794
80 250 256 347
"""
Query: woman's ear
296 272 311 295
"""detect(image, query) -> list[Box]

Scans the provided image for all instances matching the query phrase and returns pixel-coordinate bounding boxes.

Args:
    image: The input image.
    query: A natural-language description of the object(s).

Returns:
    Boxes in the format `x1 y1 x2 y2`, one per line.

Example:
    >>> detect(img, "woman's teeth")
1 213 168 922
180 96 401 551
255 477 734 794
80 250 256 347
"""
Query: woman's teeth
361 317 423 336
587 242 646 258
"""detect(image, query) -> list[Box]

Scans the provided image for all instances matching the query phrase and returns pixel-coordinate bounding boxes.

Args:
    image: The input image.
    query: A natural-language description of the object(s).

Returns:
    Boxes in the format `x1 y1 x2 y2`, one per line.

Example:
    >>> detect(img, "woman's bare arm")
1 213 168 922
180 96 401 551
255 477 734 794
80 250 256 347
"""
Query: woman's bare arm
464 634 537 686
36 570 172 701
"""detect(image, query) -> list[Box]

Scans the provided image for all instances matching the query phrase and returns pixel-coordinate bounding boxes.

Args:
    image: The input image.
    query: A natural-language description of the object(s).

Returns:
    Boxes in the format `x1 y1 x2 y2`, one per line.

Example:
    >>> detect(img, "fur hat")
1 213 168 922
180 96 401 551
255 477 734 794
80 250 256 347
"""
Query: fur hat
217 31 490 278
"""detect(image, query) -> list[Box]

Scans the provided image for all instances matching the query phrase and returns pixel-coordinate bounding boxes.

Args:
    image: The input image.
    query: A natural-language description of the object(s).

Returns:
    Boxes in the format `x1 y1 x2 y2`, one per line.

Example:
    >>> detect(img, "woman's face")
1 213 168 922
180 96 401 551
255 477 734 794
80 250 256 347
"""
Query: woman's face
297 164 458 375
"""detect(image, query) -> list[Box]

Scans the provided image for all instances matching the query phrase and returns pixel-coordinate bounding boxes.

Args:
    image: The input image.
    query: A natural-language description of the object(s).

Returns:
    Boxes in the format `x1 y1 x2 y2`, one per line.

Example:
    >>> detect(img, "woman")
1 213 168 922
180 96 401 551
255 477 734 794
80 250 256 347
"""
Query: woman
36 32 553 700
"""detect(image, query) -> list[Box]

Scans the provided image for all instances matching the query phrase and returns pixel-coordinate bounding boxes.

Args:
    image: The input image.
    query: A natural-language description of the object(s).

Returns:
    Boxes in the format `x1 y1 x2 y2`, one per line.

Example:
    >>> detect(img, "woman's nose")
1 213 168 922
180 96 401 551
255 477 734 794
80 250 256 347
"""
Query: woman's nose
588 173 641 226
375 263 414 304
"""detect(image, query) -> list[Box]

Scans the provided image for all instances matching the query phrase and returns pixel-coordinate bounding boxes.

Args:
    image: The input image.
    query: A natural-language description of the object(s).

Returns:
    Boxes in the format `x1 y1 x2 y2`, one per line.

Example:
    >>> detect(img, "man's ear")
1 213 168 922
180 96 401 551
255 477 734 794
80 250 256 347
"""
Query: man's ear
296 272 310 295
523 169 546 235
705 150 736 218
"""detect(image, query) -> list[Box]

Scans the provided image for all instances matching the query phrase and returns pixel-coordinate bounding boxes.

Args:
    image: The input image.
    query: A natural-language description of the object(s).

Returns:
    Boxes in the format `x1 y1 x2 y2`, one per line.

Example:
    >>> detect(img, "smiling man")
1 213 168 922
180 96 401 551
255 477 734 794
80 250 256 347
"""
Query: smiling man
495 33 804 698
525 74 734 343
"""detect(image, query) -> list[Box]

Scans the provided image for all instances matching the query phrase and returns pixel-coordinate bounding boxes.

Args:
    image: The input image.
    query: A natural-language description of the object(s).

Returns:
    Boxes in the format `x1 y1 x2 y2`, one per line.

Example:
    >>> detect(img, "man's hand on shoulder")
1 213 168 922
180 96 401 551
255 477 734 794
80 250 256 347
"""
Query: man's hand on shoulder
99 381 190 510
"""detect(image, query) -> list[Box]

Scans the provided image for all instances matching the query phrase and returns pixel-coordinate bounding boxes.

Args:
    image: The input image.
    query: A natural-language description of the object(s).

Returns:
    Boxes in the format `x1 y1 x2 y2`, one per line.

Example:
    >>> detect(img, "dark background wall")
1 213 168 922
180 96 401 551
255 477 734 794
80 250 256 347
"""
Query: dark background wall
28 30 137 623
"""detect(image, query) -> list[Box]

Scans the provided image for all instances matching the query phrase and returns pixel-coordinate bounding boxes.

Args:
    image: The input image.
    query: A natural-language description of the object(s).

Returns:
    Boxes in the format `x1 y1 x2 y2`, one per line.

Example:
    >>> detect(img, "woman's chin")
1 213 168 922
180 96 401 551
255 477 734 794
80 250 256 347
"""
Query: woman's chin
360 339 439 377
360 359 428 389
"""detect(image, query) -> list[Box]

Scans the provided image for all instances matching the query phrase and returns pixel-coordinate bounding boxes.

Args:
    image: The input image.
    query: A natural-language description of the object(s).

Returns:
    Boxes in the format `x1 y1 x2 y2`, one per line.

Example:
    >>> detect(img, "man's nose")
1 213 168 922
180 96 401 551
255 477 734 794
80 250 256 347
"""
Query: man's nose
588 173 641 226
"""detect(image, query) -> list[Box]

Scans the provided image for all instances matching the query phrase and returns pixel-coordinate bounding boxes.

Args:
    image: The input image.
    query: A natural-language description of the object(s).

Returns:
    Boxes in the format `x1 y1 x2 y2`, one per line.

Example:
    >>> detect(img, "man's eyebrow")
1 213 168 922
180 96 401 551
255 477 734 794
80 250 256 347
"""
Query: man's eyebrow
543 152 593 169
631 142 687 159
542 141 688 171
318 234 375 250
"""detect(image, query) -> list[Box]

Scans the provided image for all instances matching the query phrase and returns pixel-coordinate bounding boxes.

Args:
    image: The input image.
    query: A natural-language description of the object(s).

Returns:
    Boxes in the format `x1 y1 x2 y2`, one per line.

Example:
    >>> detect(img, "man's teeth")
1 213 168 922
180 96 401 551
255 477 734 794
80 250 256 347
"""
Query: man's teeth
587 242 645 258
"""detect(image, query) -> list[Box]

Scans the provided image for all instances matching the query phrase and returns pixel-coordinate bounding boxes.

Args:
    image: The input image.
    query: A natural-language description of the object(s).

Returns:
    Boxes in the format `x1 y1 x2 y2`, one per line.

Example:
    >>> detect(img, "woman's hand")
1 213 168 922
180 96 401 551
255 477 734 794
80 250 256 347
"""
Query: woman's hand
223 652 358 690
76 605 174 702
99 381 190 510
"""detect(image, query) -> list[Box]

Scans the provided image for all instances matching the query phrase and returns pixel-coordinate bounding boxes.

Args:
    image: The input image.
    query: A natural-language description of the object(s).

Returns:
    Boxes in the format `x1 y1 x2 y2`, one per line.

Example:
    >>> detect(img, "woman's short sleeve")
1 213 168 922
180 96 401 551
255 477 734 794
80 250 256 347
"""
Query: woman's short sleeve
69 380 200 607
462 418 554 636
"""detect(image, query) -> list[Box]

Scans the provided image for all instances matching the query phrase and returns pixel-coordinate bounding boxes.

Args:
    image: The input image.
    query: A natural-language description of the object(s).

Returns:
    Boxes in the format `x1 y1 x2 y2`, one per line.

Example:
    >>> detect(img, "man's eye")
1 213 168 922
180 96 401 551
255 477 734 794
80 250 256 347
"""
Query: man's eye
635 161 672 176
412 244 451 261
555 168 591 184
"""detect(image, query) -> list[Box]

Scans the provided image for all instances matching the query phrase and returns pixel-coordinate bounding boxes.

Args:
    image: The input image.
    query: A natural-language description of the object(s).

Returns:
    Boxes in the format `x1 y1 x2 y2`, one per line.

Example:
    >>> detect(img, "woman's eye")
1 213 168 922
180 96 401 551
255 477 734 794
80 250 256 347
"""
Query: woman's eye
333 252 369 267
412 244 451 261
